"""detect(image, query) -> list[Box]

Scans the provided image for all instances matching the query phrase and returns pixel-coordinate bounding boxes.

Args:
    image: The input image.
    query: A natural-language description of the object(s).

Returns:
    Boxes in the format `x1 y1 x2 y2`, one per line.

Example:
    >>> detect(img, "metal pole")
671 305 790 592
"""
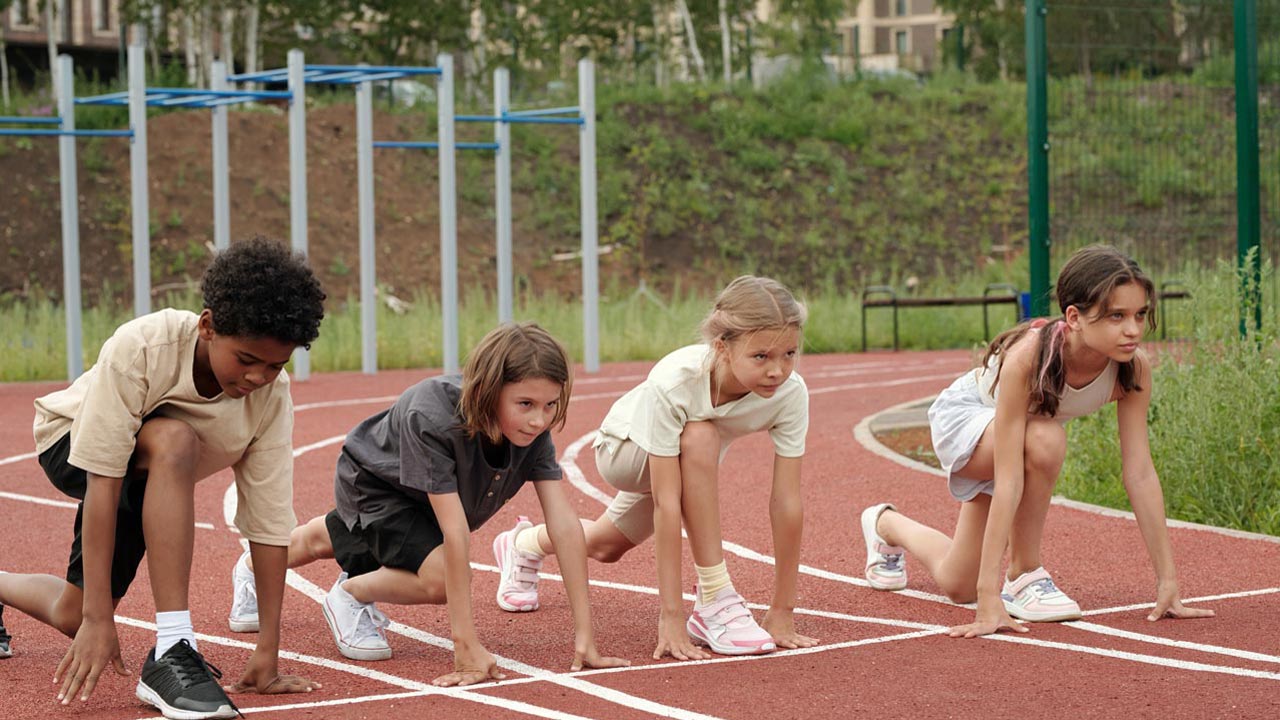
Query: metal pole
57 55 82 379
128 43 150 316
357 74 377 374
287 49 310 379
211 60 231 250
579 58 599 372
438 53 459 374
495 67 513 324
1025 0 1050 317
1234 0 1261 336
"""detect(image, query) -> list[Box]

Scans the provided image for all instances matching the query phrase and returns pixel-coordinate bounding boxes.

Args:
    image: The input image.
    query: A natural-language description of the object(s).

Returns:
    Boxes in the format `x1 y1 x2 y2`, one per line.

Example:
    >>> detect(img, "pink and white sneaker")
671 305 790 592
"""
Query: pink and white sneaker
686 586 776 656
860 503 908 591
1001 567 1082 622
493 516 544 612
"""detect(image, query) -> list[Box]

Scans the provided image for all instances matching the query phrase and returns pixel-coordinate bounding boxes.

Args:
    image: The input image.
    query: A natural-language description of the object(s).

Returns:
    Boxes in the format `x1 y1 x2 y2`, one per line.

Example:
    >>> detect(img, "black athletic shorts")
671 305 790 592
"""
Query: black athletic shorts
38 433 149 599
325 503 444 579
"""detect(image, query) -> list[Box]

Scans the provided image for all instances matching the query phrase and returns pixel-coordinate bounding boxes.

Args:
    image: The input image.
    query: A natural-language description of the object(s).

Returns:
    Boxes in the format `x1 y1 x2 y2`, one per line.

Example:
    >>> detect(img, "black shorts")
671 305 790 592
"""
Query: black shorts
325 505 444 579
38 433 149 599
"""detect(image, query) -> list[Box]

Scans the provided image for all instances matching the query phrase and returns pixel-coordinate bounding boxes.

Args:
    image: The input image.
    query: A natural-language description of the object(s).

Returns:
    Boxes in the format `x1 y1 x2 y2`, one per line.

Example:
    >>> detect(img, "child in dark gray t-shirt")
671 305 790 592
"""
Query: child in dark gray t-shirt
227 322 628 686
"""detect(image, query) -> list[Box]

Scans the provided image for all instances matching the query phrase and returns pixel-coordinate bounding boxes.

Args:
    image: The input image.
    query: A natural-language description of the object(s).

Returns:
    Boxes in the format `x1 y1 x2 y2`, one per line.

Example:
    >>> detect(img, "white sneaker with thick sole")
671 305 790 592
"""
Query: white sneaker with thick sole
860 503 908 591
686 585 776 656
227 551 259 633
321 573 392 661
1002 567 1082 622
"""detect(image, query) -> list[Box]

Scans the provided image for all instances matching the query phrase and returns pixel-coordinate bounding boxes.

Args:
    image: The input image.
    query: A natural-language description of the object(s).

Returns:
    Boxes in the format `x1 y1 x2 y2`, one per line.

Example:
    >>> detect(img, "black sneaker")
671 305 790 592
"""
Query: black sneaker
135 640 241 720
0 605 12 658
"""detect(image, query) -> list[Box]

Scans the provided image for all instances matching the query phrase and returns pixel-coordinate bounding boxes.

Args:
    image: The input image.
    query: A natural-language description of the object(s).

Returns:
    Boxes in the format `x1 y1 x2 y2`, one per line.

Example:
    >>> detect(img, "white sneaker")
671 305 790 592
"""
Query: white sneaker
227 551 259 633
321 573 392 661
860 503 908 591
686 585 776 656
1002 567 1082 622
493 516 543 612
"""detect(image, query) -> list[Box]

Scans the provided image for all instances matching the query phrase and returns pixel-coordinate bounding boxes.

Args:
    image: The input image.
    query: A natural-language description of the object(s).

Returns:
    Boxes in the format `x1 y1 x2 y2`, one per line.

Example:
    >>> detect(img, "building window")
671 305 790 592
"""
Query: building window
830 33 844 56
96 0 112 31
896 30 909 54
851 25 860 57
896 0 908 16
14 1 36 27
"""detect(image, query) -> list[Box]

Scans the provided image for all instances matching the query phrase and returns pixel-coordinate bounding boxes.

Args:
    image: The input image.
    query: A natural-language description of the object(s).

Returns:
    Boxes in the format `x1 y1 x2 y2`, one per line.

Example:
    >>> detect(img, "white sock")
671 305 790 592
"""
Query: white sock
155 610 197 657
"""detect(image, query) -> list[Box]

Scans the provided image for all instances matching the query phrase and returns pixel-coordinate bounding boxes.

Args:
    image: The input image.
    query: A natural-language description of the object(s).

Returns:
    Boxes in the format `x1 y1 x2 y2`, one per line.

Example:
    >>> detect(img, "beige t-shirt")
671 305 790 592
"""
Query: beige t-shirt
33 309 296 545
596 344 808 458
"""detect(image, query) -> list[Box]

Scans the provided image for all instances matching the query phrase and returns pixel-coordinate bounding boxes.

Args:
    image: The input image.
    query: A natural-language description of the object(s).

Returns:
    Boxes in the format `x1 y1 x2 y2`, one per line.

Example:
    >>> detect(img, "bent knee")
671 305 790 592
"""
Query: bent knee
937 576 978 605
679 421 720 453
136 419 201 468
1023 419 1066 474
588 543 629 564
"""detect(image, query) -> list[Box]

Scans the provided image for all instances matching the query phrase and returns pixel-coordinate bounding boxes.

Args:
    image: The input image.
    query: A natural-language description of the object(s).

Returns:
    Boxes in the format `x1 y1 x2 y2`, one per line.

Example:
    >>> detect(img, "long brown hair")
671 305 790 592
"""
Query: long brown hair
459 322 573 443
699 275 808 346
985 245 1156 416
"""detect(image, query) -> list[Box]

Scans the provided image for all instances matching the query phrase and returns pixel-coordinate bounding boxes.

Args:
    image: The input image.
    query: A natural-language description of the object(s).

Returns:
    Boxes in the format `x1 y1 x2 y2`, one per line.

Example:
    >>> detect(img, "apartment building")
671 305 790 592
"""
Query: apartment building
831 0 957 75
3 0 129 86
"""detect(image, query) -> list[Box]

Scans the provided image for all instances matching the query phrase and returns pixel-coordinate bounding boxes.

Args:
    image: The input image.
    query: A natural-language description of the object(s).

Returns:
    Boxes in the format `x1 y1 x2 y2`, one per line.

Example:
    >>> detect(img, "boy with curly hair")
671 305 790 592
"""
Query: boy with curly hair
0 237 326 719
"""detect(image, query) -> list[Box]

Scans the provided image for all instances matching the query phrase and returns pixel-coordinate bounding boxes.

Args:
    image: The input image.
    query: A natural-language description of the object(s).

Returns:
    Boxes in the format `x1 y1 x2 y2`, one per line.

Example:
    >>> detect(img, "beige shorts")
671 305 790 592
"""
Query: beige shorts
595 437 655 544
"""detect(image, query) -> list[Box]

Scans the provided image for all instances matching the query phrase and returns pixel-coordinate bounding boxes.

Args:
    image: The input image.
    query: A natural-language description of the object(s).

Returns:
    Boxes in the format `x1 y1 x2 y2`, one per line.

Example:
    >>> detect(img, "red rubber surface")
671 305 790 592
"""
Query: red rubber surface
1 351 1277 719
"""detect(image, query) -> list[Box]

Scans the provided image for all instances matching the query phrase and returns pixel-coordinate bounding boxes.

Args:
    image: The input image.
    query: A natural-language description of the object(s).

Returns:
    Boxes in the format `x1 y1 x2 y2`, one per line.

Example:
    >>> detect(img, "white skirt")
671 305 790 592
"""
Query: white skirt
928 370 996 502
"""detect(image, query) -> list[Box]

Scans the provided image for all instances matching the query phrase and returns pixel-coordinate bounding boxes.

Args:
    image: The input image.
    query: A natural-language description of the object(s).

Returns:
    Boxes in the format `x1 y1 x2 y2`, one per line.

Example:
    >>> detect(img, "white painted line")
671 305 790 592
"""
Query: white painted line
986 633 1280 681
808 372 959 396
1066 620 1280 665
294 396 399 412
0 489 77 509
1085 587 1280 617
0 451 38 466
854 395 1280 544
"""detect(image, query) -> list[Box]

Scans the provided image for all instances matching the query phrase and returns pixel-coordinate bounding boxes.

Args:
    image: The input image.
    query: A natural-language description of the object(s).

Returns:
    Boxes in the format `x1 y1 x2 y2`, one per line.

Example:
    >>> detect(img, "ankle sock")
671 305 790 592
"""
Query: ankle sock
155 610 196 657
515 526 547 557
695 561 733 604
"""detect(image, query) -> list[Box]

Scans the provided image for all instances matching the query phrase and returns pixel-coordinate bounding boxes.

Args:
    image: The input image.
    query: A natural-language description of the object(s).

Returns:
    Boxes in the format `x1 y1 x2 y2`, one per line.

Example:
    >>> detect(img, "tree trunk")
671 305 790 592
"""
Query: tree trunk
220 7 234 67
45 0 59 99
148 4 161 76
200 4 214 86
718 0 731 84
675 0 706 81
652 1 667 88
184 13 197 85
245 1 260 90
1 21 10 109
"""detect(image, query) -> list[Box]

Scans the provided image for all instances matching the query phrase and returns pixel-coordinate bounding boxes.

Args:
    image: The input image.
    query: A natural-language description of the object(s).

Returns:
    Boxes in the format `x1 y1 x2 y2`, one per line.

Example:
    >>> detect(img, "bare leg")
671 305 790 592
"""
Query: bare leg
342 545 447 606
134 418 201 614
675 422 724 568
533 515 638 564
0 575 110 638
1008 418 1066 579
246 515 336 573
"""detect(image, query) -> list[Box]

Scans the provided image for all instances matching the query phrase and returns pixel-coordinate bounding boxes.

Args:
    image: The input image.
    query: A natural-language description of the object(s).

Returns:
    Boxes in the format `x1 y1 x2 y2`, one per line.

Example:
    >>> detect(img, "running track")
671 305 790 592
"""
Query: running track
1 351 1277 719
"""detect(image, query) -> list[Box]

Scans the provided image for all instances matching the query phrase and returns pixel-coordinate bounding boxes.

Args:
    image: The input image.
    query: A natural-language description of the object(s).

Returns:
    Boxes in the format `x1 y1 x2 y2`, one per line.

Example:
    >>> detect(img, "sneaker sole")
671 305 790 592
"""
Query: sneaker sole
686 620 776 656
493 533 539 613
1003 598 1082 623
321 598 393 661
860 504 907 591
227 616 259 633
135 679 237 720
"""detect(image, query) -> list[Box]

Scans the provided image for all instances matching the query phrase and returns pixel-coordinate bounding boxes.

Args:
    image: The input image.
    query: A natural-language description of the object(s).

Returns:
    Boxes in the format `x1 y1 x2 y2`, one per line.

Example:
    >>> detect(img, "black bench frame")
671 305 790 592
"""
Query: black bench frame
861 283 1023 352
860 280 1192 352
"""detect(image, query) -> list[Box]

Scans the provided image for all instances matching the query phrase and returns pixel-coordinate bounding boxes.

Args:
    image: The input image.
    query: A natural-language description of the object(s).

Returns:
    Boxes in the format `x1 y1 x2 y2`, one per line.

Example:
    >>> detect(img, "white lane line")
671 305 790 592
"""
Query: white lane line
282 565 724 720
1065 621 1280 665
985 633 1280 681
295 396 399 412
0 451 38 466
0 490 216 531
853 396 1280 545
808 372 959 396
1085 587 1280 617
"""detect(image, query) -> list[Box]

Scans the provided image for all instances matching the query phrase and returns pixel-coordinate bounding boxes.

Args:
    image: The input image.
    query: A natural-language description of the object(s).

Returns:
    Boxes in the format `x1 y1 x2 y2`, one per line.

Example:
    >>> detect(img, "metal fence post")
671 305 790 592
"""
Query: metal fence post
1235 0 1261 335
1025 0 1050 317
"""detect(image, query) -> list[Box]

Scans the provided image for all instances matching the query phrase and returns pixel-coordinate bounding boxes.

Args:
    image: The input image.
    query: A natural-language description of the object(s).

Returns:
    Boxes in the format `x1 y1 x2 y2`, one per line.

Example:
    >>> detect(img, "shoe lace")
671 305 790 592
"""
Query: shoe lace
879 550 903 572
1030 578 1060 597
165 641 245 717
236 576 259 615
353 604 390 643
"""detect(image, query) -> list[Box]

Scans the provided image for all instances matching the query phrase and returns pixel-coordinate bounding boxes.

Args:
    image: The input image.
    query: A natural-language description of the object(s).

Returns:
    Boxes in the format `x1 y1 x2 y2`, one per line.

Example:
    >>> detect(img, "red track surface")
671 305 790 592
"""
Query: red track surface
1 351 1277 719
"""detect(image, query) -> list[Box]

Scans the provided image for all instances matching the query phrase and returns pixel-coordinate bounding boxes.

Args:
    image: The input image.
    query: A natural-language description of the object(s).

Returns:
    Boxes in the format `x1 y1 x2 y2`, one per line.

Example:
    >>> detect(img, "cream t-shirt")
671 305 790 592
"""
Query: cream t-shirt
596 344 808 458
33 309 296 545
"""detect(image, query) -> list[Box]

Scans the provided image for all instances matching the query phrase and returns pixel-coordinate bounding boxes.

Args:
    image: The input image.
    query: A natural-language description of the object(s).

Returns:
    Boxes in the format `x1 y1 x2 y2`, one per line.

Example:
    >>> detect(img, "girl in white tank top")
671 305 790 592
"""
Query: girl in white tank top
858 245 1213 638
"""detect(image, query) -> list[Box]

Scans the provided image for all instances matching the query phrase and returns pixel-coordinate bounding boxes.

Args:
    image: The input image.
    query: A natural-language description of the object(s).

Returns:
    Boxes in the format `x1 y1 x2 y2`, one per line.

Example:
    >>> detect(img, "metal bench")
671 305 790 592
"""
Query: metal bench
861 283 1024 352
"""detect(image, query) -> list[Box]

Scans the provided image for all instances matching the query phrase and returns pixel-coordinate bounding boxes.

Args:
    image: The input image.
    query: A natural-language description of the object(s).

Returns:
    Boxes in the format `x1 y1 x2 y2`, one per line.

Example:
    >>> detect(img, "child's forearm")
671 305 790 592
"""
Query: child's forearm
768 499 803 611
441 534 478 642
249 542 288 656
1124 472 1177 582
977 473 1022 597
81 473 124 620
544 512 593 636
652 503 684 616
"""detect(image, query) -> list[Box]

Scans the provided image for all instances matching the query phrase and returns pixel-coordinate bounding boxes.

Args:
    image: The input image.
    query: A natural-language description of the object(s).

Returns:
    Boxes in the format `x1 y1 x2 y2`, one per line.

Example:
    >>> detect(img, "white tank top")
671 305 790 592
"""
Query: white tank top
973 356 1118 422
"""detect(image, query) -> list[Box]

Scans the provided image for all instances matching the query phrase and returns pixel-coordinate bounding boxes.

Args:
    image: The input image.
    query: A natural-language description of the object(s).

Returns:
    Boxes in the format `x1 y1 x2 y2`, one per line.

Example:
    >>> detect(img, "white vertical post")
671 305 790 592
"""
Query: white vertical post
128 43 150 316
211 60 231 250
578 58 599 373
287 49 310 380
57 55 82 380
438 53 459 374
494 67 513 324
356 75 377 375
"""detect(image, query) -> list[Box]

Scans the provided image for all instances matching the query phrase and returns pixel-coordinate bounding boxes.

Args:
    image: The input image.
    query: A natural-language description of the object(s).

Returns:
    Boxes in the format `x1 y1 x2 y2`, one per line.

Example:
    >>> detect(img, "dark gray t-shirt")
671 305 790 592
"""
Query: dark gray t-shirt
333 374 562 531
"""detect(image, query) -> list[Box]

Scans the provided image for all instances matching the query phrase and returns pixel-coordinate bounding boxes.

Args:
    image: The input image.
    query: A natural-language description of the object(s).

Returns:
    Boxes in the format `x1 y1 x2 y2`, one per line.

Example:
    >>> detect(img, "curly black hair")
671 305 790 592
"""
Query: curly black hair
201 236 326 348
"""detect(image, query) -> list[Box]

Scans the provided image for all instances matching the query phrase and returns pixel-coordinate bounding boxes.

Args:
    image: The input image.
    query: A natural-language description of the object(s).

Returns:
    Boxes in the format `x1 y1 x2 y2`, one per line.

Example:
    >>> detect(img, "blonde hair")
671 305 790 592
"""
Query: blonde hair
699 275 807 347
459 322 573 444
